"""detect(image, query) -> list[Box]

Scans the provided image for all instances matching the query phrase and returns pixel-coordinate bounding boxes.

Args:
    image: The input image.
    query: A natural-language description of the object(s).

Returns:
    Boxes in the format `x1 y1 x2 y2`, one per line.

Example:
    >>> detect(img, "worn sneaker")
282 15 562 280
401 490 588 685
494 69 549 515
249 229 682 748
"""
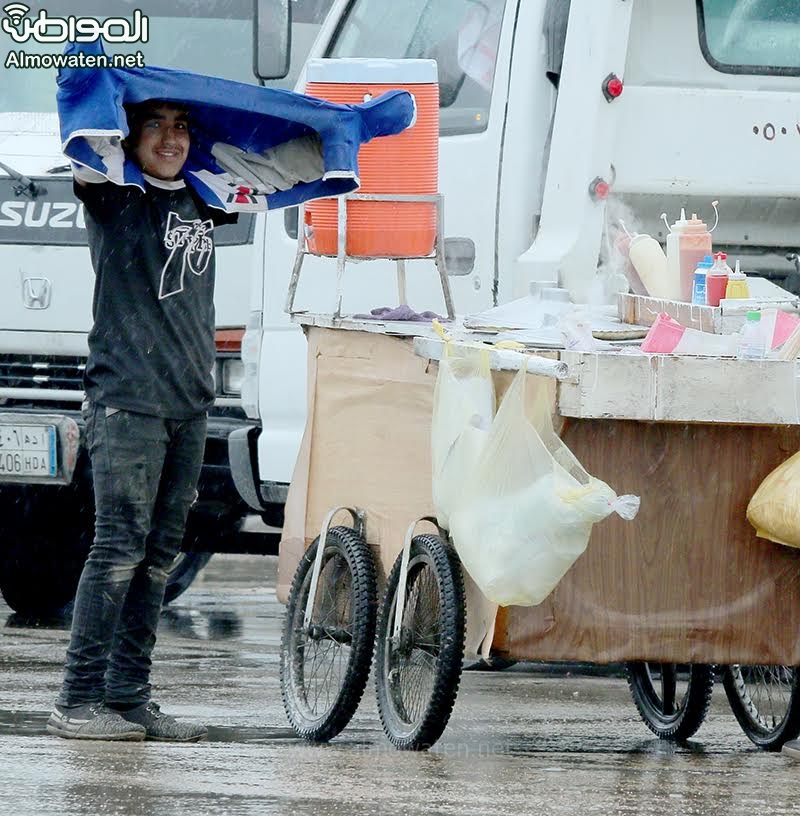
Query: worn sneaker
46 702 147 741
111 701 207 743
783 739 800 760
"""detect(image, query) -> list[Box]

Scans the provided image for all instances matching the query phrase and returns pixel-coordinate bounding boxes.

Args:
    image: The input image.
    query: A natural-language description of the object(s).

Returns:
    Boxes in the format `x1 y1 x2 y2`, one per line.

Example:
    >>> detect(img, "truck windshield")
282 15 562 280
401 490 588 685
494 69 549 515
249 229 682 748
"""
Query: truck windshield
327 0 506 136
0 0 333 113
699 0 800 75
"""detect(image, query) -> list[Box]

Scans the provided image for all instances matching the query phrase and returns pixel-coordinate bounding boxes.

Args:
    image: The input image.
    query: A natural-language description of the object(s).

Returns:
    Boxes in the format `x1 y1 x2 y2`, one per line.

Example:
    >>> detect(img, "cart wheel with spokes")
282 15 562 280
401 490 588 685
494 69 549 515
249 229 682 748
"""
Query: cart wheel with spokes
722 664 800 751
625 662 715 740
280 525 377 742
375 533 466 751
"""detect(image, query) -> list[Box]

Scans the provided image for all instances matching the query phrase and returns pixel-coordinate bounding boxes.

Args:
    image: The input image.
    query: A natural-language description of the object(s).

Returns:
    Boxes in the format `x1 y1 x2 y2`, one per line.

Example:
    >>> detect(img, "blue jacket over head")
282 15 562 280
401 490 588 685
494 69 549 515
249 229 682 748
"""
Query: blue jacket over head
56 40 416 212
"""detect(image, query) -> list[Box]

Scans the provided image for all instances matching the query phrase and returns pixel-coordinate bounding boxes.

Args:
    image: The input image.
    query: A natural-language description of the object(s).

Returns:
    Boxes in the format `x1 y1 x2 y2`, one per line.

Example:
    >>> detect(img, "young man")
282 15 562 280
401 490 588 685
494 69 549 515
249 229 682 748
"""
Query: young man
47 100 236 742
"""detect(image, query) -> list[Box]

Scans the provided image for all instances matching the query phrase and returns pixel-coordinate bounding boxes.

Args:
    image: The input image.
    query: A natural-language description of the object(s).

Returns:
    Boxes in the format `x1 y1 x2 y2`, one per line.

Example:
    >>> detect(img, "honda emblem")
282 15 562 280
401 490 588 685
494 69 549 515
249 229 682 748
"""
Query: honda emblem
22 276 52 310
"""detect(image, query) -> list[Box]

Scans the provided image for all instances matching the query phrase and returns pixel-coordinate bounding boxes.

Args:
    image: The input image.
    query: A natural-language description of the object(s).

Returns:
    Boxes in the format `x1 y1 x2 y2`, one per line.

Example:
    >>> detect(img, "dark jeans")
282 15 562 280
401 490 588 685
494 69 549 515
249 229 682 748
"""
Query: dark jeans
57 403 206 708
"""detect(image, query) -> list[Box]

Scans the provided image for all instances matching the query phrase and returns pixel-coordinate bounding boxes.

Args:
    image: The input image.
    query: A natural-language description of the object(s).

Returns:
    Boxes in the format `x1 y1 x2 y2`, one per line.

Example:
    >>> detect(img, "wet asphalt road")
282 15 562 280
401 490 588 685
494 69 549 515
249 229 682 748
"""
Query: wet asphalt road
1 554 798 816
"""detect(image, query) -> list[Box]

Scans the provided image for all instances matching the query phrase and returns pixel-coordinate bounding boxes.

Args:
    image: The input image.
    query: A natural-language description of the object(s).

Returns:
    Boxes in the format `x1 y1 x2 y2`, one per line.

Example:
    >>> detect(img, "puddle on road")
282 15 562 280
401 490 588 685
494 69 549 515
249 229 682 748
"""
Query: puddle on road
500 734 720 757
5 611 72 631
0 710 48 737
0 708 739 764
207 724 305 743
0 709 320 746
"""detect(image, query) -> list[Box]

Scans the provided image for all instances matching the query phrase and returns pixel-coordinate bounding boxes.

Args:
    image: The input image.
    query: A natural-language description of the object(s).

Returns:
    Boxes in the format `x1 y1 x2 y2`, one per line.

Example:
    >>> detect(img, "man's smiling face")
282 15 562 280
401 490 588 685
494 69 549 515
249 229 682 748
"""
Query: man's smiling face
129 103 190 181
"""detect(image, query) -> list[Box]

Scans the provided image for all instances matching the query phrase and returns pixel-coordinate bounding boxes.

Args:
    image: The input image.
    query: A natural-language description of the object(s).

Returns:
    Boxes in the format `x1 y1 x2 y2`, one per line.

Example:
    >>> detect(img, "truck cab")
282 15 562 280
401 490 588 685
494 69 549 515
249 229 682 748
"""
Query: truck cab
235 0 800 518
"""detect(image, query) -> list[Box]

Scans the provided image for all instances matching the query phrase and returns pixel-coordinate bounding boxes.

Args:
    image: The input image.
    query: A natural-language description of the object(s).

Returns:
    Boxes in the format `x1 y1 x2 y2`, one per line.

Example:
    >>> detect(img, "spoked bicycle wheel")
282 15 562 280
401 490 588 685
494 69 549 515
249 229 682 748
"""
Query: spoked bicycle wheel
722 664 800 751
280 525 377 742
375 533 465 751
625 662 715 740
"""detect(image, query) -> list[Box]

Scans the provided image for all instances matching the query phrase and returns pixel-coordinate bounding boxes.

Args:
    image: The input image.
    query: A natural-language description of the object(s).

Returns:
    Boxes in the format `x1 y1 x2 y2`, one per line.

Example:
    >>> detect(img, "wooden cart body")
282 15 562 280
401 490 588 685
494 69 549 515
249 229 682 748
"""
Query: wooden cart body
278 321 800 666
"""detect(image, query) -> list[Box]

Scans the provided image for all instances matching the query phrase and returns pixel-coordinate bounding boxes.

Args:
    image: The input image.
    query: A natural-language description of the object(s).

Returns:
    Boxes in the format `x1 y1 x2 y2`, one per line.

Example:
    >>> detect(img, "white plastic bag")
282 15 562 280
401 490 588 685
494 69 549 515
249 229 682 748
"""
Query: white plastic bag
431 346 495 530
448 365 639 607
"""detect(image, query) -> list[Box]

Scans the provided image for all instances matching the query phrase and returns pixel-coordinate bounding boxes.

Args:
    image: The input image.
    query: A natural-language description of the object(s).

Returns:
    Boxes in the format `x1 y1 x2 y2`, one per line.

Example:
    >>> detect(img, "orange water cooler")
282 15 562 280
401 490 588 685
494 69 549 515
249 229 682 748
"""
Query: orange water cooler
304 58 438 258
285 58 454 319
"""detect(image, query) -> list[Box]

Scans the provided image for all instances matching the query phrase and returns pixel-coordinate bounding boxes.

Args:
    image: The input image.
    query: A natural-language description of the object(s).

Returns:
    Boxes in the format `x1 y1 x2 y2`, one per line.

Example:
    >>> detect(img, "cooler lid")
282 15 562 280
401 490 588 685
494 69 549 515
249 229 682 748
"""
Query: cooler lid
306 58 438 85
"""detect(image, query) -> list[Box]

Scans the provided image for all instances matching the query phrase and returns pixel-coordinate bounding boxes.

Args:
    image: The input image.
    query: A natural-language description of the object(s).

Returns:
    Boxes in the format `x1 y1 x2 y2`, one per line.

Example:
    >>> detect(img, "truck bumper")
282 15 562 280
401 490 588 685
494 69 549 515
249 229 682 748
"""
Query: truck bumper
0 407 252 517
228 424 289 512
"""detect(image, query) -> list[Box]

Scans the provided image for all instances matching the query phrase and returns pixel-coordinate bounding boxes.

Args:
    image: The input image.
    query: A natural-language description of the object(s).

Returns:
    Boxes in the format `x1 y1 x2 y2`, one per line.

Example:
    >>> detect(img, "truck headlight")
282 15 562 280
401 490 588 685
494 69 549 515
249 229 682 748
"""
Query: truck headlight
221 359 245 395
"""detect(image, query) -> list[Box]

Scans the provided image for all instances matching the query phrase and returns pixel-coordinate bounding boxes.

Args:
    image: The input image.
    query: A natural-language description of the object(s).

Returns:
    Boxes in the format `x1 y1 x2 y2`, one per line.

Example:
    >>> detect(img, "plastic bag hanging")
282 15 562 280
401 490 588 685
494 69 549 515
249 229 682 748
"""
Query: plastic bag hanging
448 363 640 607
431 344 495 530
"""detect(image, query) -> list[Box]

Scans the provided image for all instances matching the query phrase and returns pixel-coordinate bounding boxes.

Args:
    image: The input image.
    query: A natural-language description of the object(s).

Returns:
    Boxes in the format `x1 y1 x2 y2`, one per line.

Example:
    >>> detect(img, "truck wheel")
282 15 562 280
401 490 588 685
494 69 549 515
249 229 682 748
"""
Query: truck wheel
163 552 213 604
0 533 89 616
0 535 213 613
0 488 92 617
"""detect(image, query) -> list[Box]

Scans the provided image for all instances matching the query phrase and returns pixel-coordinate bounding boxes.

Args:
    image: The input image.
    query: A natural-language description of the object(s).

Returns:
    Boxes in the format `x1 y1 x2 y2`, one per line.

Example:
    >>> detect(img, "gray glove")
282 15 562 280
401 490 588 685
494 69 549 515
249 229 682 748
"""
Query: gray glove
211 134 324 194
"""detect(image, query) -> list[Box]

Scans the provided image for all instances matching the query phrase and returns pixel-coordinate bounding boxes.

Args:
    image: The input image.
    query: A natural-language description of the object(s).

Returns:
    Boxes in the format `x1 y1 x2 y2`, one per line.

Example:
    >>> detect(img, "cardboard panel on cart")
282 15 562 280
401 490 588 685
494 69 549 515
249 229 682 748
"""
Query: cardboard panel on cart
276 327 502 654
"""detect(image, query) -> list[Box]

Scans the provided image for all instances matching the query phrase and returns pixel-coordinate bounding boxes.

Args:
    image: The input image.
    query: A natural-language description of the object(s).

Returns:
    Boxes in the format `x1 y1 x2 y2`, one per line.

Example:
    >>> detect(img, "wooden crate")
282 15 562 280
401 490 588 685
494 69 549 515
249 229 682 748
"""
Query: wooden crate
618 278 799 335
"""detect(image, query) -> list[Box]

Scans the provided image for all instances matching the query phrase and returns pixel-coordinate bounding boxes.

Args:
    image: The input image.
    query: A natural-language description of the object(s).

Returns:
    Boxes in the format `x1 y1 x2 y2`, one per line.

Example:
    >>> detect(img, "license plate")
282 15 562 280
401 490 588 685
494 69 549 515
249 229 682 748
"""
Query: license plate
0 423 57 477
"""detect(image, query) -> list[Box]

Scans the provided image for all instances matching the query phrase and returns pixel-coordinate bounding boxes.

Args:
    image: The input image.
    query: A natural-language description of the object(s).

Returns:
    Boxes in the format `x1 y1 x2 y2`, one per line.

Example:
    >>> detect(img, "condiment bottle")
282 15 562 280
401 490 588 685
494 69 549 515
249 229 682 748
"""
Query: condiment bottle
725 259 749 299
628 233 670 298
666 209 713 302
614 232 647 295
737 310 766 359
707 251 733 307
691 255 713 305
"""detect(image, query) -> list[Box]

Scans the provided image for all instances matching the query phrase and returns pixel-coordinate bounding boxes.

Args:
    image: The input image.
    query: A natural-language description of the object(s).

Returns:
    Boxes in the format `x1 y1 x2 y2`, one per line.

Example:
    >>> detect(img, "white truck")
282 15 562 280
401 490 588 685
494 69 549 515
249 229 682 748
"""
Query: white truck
231 0 800 516
0 0 334 615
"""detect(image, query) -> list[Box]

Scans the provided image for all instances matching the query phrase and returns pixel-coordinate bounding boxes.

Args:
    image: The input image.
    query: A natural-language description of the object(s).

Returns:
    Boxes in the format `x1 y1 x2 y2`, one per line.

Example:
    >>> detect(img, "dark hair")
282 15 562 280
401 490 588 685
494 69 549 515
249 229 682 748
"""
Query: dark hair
123 99 191 145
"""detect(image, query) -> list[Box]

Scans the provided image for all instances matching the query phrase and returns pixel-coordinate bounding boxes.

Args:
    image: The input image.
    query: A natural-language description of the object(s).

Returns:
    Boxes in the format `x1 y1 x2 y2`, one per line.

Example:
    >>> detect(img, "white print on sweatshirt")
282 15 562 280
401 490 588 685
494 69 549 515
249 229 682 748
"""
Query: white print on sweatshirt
159 211 214 300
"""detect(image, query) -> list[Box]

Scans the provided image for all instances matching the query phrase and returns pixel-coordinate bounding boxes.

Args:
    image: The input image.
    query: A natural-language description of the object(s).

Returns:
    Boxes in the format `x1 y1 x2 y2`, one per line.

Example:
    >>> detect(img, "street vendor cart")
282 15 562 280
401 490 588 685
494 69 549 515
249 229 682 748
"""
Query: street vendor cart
276 291 800 752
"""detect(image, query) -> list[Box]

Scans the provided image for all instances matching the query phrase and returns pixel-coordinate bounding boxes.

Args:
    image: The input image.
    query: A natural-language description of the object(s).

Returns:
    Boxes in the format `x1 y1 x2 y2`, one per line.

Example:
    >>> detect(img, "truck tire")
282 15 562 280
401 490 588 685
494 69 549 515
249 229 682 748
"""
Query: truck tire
0 487 217 615
0 539 214 614
163 552 213 604
0 487 92 617
0 534 90 617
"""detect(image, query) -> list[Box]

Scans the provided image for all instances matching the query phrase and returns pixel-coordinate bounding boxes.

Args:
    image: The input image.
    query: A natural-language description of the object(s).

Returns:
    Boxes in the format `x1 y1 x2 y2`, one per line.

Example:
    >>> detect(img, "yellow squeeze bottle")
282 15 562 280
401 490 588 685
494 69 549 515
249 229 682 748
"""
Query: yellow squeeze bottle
725 260 749 299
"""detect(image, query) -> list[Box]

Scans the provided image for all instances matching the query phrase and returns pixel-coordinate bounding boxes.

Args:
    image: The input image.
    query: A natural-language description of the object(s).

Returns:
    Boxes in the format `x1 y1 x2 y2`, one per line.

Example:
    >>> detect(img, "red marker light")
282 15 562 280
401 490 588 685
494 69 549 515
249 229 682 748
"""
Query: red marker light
215 328 244 353
602 72 624 102
589 177 611 201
